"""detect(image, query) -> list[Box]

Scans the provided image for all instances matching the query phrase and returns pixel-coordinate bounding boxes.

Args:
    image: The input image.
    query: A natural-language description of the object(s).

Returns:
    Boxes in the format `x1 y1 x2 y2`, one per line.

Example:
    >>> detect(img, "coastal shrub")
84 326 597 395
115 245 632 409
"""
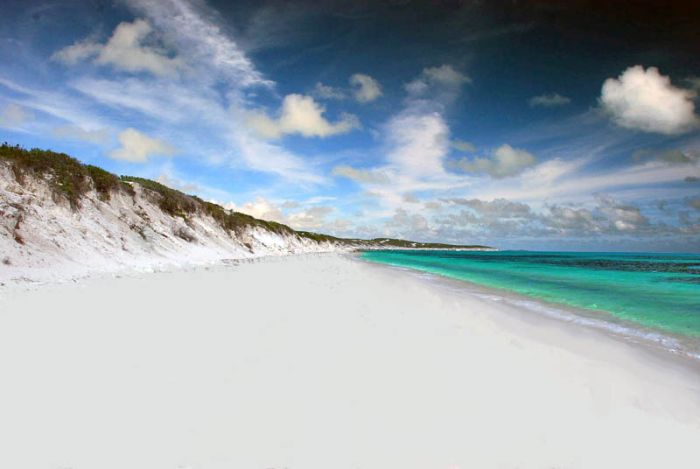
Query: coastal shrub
296 231 343 244
1 143 89 208
194 197 293 235
120 176 198 218
0 143 132 207
84 165 123 201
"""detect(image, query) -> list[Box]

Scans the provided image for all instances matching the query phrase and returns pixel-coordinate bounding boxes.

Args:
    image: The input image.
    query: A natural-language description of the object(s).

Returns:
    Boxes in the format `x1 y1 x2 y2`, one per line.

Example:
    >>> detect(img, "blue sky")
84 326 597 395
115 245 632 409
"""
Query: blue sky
1 0 699 251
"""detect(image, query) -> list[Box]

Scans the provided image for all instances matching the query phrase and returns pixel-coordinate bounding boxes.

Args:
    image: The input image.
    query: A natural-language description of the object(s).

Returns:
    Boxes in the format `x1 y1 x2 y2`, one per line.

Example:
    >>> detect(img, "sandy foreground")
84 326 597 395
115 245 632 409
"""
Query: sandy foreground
0 253 699 469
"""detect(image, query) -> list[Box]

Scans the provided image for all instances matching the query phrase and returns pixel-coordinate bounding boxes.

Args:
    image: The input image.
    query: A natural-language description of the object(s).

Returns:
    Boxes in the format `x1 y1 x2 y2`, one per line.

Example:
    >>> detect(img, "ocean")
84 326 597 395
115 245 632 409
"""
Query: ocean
361 250 700 356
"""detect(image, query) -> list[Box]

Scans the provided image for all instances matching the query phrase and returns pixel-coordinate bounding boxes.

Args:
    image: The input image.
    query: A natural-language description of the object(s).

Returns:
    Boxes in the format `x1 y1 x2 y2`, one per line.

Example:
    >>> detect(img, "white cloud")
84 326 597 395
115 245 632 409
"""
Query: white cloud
312 82 346 100
287 206 335 230
0 103 32 128
600 65 699 135
322 66 474 215
529 93 571 107
232 197 340 231
405 64 470 106
52 125 110 145
386 208 430 234
422 65 471 86
125 0 271 87
3 2 321 186
431 195 672 242
406 65 470 94
313 74 381 103
474 155 699 204
53 19 183 77
386 107 450 176
96 19 182 76
110 128 176 163
51 38 102 65
0 77 109 130
233 197 285 222
247 94 360 139
349 73 382 103
232 129 325 184
332 165 389 184
596 196 650 232
452 144 537 178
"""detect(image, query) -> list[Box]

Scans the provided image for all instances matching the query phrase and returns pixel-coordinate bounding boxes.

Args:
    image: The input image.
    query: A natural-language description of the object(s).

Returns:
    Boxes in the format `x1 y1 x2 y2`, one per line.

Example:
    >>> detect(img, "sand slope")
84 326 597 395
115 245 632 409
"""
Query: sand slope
0 163 341 286
1 254 699 469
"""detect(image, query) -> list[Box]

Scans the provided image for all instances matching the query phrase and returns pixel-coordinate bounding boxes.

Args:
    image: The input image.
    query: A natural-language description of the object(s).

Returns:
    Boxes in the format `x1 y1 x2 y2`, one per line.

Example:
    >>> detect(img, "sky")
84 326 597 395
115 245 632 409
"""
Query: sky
1 0 699 251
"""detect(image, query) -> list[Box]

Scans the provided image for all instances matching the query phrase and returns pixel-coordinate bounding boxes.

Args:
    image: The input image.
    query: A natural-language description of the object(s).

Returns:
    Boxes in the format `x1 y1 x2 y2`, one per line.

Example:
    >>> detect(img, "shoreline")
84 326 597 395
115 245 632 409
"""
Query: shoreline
357 253 700 365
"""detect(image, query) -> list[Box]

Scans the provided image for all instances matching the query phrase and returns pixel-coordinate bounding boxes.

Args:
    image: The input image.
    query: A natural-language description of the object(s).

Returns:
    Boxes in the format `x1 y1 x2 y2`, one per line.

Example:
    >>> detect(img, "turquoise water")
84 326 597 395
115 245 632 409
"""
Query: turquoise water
361 250 700 339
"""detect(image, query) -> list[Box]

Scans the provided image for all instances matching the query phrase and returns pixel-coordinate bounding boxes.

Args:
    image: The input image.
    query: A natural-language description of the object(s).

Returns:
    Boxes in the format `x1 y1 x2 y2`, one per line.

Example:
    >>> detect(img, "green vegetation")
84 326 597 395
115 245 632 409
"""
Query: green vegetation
194 197 294 235
86 165 131 200
0 143 129 206
295 231 345 243
369 238 491 250
0 143 492 250
120 176 197 217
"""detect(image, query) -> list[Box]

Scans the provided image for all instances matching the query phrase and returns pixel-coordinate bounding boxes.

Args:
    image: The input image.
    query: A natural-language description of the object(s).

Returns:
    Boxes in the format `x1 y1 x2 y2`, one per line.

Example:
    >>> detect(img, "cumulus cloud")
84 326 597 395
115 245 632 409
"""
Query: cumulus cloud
332 165 389 184
451 144 537 178
596 196 650 232
233 197 343 231
542 205 599 234
110 128 176 163
349 73 382 103
328 65 470 211
529 93 570 107
445 198 532 218
386 108 450 176
421 65 471 87
600 65 699 135
287 206 335 230
434 195 662 240
247 94 360 139
386 208 430 234
313 74 381 103
405 64 470 104
233 197 285 222
51 38 102 65
0 103 32 128
52 125 110 145
53 19 183 77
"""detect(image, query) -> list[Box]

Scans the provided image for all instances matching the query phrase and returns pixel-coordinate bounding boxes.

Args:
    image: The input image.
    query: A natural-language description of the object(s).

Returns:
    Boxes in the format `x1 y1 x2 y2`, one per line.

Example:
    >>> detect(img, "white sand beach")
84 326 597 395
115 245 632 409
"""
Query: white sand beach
1 253 699 469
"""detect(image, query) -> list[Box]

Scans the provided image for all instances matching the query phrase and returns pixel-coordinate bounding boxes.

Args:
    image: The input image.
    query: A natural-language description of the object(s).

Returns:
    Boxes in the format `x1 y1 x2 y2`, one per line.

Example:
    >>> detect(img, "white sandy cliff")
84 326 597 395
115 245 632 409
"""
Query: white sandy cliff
0 161 343 285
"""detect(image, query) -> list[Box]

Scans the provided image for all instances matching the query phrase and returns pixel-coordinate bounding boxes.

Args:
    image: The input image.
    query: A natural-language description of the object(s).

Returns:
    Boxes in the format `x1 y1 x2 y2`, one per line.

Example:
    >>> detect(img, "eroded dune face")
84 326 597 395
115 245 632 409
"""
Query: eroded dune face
0 163 342 285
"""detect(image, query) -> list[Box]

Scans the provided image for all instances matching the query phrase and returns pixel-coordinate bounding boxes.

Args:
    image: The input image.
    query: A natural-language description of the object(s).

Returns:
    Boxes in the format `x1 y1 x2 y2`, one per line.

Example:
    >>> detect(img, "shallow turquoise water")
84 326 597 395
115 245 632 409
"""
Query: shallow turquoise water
361 250 700 338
